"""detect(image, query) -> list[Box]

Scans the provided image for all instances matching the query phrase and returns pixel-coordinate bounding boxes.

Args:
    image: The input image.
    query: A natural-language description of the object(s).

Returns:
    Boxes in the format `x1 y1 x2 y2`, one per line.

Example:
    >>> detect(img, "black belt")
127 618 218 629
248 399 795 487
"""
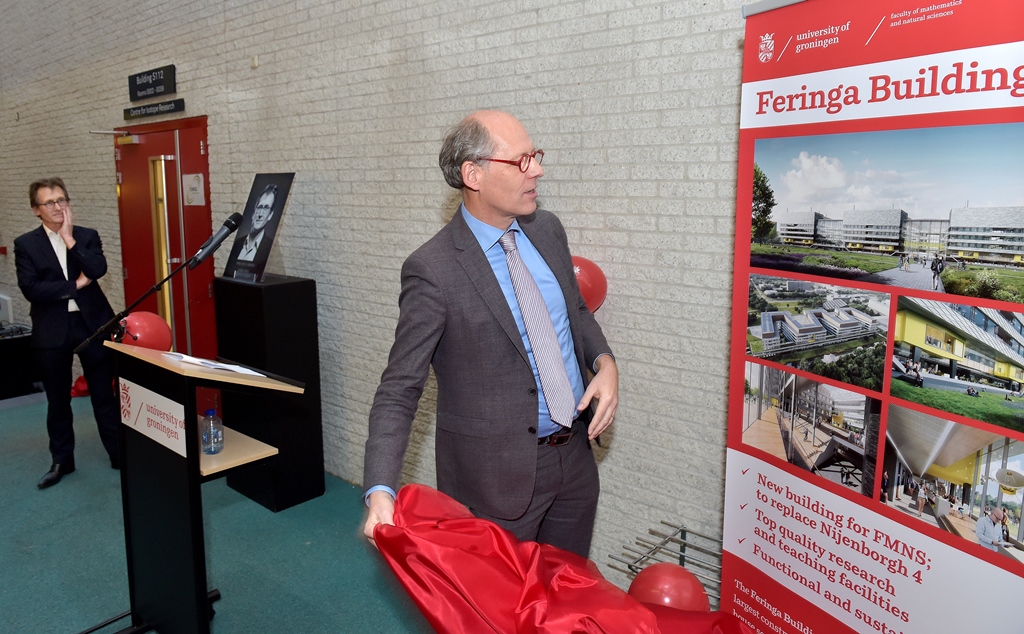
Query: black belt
538 429 575 446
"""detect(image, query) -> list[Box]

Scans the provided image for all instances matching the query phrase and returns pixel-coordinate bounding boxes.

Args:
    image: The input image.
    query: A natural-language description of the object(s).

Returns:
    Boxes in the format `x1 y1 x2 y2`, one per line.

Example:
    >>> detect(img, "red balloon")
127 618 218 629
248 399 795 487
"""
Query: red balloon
119 311 173 351
572 256 608 312
70 375 90 397
628 563 710 611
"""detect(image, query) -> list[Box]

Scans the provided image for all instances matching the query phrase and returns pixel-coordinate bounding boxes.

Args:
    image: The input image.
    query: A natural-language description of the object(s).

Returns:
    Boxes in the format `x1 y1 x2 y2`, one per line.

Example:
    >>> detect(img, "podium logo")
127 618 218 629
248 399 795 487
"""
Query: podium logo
119 381 133 423
759 33 775 63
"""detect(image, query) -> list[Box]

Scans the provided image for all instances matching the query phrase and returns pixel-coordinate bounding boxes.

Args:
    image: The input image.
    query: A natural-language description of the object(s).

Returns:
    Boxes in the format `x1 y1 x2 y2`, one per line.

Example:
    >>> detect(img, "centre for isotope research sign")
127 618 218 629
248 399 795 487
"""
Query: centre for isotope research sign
123 98 185 121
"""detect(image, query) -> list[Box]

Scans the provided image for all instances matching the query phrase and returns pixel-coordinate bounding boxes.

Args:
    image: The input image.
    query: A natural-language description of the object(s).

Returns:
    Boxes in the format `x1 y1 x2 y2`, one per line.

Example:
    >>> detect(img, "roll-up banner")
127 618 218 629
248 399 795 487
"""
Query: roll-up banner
724 1 1024 632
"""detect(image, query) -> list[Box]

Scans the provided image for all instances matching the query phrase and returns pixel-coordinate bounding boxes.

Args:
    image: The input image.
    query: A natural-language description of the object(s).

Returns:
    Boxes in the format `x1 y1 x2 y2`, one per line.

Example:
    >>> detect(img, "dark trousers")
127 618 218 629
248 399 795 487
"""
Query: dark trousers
35 312 120 465
470 419 600 559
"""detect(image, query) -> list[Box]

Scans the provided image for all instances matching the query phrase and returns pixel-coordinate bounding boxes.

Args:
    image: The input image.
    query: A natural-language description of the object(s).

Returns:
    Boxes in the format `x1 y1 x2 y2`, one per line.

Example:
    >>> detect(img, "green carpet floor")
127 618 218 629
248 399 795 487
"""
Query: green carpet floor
0 394 431 633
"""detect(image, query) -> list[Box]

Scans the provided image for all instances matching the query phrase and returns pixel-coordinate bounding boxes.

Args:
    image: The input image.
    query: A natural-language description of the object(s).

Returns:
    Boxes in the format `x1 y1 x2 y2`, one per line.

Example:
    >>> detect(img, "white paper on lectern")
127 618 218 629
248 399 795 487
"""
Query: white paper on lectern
163 352 264 376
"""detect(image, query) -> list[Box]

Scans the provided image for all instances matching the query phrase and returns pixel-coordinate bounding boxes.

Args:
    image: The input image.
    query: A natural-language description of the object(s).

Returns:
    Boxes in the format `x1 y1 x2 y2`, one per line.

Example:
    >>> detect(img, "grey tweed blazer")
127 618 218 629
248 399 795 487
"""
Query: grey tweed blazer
363 208 611 519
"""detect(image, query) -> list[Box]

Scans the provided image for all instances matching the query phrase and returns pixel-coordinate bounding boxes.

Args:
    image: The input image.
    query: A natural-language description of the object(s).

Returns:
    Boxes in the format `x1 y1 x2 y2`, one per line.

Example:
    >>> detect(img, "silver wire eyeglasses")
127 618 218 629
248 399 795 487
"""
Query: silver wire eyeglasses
36 197 70 211
480 150 544 172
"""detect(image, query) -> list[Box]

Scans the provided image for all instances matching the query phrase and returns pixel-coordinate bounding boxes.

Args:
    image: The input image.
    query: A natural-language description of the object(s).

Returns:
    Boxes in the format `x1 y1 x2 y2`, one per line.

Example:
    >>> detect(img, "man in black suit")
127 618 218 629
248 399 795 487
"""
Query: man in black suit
362 111 618 558
15 177 121 488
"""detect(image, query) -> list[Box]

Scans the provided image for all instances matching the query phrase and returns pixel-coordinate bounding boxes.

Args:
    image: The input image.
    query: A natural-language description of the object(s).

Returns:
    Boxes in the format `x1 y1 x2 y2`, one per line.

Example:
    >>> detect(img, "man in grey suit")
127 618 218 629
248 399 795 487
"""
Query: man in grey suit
362 111 618 558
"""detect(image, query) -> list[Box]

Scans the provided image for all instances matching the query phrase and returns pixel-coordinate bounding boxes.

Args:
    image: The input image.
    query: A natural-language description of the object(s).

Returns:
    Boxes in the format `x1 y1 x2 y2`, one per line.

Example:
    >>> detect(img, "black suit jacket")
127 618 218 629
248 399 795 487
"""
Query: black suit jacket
236 229 274 264
225 226 277 282
363 209 612 519
14 225 115 349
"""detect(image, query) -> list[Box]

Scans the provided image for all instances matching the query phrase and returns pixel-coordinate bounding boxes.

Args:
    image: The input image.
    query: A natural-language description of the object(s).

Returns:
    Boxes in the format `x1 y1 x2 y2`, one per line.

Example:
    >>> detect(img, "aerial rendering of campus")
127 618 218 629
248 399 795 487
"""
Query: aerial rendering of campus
747 274 889 392
750 124 1024 301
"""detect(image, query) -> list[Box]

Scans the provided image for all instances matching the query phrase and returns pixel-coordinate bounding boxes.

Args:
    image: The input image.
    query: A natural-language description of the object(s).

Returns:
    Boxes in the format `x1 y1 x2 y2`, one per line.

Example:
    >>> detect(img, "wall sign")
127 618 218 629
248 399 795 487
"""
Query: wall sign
129 65 176 102
183 174 205 206
124 99 185 121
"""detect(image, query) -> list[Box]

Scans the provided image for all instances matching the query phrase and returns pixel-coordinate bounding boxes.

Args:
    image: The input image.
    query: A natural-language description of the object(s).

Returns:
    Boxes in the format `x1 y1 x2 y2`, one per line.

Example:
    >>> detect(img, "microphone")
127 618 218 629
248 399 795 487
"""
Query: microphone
189 213 243 269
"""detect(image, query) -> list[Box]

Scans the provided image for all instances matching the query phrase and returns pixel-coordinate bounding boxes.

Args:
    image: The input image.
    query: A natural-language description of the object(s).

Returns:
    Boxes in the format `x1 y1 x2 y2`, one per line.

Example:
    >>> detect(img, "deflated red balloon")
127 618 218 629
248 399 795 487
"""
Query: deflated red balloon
628 562 711 612
120 311 173 351
70 375 90 397
572 256 608 312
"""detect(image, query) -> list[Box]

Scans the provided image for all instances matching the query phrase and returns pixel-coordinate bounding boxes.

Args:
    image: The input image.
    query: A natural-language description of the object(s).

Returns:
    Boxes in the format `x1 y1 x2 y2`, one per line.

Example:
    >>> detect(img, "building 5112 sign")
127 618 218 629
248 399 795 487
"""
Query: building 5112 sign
129 64 176 102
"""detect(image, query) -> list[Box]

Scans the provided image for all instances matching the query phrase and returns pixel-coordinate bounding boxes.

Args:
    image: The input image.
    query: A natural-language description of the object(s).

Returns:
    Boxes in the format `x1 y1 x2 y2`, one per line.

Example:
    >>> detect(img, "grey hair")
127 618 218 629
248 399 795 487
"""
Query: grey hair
438 117 496 189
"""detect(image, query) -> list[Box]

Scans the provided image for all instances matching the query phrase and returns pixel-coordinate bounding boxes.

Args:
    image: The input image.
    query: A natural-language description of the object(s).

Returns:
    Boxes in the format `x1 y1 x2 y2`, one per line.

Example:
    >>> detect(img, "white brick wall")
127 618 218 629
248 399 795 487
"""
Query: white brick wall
0 0 747 585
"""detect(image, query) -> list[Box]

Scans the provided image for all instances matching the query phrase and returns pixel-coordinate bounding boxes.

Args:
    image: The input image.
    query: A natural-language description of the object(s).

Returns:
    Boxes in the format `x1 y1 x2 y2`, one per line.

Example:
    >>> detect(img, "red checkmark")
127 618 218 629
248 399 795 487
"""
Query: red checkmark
738 538 746 544
741 468 749 475
740 503 748 509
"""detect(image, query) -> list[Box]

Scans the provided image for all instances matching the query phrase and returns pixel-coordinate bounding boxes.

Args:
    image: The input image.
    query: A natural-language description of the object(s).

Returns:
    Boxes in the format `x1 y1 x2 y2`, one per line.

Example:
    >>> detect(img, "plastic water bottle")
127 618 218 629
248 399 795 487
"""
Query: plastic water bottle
200 409 224 455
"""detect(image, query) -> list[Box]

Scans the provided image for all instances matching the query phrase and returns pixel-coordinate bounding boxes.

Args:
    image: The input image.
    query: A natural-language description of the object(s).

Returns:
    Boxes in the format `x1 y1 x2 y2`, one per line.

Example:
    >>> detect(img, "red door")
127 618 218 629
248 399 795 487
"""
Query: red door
114 117 217 359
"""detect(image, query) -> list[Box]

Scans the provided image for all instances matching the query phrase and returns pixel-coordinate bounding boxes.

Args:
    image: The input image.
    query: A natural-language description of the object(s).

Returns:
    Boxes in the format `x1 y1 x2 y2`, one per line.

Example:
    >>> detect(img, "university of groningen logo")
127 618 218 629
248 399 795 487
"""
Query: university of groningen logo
759 33 775 63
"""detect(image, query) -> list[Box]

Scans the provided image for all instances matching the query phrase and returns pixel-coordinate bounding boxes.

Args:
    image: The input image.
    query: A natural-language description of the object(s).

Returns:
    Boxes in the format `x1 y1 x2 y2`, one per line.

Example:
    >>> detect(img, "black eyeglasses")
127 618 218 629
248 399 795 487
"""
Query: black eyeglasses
35 197 70 211
480 150 544 173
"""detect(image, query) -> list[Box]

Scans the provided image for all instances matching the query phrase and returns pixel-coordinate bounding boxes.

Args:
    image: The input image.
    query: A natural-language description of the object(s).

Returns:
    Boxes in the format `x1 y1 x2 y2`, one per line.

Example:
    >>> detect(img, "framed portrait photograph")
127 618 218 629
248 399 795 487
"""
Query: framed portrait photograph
222 173 295 282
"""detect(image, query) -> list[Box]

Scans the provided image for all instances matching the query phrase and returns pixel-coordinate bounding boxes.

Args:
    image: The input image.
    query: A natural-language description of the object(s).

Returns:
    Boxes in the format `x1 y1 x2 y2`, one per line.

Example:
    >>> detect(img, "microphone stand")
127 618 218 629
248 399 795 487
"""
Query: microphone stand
75 211 242 355
73 256 197 355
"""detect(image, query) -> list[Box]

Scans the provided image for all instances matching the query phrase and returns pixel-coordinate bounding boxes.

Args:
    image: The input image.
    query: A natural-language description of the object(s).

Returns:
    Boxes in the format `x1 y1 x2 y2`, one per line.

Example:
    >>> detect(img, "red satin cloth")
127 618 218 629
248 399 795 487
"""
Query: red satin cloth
374 485 751 634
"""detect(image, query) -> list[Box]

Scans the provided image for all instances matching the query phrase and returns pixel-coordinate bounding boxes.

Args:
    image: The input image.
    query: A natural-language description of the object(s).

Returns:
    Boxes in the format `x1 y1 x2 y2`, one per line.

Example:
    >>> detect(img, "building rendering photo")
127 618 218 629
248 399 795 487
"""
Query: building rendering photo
947 207 1024 265
742 361 880 496
882 404 1024 568
750 123 1024 301
748 274 889 392
772 205 1024 267
892 296 1024 433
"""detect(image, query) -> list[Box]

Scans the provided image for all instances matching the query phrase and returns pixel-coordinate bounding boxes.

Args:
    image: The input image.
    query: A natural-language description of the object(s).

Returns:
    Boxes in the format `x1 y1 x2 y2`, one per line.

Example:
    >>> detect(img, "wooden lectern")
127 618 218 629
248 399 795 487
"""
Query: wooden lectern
106 341 303 634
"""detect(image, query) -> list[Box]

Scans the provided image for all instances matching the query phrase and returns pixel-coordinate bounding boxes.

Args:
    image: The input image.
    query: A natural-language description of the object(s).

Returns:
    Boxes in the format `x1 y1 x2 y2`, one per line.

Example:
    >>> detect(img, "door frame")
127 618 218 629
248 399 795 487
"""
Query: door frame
114 115 215 357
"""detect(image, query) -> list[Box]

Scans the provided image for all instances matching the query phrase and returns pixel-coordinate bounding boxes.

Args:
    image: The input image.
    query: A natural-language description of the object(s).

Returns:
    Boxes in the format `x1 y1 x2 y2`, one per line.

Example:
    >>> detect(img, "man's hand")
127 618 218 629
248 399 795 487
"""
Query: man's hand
58 203 76 249
578 355 618 440
363 490 396 548
75 272 92 290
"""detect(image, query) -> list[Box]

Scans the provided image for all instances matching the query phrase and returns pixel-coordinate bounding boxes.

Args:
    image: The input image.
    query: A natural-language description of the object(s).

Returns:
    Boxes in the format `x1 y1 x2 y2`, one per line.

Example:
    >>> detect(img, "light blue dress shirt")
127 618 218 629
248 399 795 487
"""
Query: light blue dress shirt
461 206 585 439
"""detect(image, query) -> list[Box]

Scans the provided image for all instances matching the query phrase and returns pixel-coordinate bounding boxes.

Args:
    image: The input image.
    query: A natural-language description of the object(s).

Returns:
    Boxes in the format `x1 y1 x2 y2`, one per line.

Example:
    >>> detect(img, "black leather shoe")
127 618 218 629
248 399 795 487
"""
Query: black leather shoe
37 462 75 489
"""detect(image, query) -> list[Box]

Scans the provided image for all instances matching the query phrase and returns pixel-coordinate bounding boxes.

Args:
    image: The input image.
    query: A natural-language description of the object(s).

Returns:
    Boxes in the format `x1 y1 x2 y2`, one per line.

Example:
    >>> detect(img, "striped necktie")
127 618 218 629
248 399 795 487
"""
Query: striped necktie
499 230 575 428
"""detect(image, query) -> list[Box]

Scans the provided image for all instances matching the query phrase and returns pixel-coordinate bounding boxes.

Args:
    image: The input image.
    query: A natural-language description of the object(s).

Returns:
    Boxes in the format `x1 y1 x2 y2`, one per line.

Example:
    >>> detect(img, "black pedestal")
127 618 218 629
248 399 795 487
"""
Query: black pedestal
214 274 324 511
0 326 42 400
